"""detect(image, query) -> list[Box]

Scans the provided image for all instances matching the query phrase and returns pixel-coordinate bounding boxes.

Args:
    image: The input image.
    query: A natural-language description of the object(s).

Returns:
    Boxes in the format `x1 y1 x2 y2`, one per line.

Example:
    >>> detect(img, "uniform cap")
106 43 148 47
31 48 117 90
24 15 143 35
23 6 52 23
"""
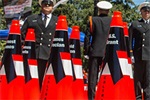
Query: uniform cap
138 2 150 11
97 1 112 10
39 0 53 6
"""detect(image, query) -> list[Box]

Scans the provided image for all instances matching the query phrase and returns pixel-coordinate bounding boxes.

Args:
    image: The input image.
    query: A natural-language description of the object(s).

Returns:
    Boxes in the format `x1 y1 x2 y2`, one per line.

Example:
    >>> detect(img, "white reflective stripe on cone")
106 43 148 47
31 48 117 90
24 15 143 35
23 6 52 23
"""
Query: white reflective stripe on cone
61 59 73 76
102 63 111 75
46 64 54 75
74 64 83 79
14 61 24 76
29 64 38 79
118 58 129 75
0 65 5 75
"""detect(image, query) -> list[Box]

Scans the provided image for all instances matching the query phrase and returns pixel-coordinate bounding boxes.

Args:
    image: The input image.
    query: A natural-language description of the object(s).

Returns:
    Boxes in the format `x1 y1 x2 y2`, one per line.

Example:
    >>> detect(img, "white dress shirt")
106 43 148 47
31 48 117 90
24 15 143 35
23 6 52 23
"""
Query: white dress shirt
42 13 52 27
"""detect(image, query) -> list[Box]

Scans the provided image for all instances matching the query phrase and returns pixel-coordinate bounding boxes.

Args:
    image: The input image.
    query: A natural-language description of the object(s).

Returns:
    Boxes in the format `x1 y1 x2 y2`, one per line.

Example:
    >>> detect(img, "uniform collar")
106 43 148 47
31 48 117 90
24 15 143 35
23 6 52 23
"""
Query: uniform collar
143 18 150 23
42 13 52 18
99 14 108 17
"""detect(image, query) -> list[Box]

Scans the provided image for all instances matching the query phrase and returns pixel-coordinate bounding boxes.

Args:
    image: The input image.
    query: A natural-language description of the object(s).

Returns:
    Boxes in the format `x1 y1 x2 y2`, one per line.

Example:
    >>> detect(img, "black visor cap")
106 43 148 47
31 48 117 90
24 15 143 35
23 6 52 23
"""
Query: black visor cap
41 0 53 6
141 6 150 11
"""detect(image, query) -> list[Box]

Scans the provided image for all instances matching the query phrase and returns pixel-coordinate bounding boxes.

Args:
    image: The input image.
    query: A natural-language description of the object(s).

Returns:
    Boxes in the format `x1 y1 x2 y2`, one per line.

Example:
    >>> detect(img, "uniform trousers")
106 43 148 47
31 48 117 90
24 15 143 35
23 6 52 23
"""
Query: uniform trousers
37 59 48 90
134 60 150 100
88 56 103 100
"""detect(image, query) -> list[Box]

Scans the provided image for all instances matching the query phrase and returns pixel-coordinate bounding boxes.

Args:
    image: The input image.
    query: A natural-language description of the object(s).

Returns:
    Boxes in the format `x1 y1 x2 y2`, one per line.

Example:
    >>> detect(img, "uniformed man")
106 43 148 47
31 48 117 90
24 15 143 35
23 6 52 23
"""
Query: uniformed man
21 0 58 89
129 2 150 100
84 1 112 100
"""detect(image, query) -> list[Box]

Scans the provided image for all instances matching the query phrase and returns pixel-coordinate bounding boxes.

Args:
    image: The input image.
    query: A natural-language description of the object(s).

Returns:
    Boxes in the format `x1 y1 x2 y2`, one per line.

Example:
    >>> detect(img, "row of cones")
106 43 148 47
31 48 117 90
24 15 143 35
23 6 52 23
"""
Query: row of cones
0 16 87 100
0 11 136 100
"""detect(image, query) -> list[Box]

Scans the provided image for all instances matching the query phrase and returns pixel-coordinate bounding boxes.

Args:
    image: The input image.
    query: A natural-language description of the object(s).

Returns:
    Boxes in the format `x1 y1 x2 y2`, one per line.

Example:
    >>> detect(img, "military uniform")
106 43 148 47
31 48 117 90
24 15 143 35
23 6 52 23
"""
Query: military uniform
129 18 150 99
21 13 58 88
84 14 112 100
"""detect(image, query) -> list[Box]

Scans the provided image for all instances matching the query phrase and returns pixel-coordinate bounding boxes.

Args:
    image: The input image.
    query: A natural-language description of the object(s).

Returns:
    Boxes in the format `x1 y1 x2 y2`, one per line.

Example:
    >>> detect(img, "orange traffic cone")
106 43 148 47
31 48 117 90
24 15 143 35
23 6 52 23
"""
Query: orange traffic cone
123 22 136 99
42 15 74 100
69 26 87 99
95 63 115 100
1 20 24 100
95 11 134 100
22 28 40 100
0 65 8 99
40 63 58 100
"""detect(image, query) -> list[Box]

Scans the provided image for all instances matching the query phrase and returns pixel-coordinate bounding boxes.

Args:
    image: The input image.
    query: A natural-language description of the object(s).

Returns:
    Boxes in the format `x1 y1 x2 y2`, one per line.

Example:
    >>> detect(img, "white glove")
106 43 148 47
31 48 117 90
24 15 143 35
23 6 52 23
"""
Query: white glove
131 56 135 64
84 55 89 59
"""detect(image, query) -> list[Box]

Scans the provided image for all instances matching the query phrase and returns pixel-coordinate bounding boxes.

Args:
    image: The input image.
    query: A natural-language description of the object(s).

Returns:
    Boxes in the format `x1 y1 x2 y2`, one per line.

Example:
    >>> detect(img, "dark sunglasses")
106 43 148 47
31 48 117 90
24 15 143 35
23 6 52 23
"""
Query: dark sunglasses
41 1 53 6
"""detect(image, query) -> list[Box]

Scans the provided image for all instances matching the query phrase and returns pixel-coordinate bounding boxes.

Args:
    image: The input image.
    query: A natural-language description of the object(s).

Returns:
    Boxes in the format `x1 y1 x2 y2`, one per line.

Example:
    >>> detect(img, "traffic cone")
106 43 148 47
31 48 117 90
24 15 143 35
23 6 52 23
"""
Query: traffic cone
123 22 136 99
127 58 136 99
22 28 40 100
40 63 58 100
95 63 115 100
69 26 86 99
1 20 24 99
123 22 130 56
0 65 8 99
42 15 74 100
95 11 133 100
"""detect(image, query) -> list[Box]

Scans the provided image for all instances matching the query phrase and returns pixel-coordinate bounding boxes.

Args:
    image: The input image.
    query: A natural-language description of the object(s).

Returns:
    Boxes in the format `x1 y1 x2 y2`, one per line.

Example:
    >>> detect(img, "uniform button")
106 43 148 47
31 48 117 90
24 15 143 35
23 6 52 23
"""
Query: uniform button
143 33 145 35
49 33 51 35
41 32 44 34
143 39 145 41
40 43 42 45
142 44 144 47
41 38 43 40
48 44 50 47
49 39 51 41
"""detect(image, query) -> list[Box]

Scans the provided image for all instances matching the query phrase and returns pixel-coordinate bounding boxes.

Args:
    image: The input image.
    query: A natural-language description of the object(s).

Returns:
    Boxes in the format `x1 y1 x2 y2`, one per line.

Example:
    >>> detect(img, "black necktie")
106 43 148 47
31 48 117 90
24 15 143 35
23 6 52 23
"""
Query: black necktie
145 20 149 24
43 15 47 27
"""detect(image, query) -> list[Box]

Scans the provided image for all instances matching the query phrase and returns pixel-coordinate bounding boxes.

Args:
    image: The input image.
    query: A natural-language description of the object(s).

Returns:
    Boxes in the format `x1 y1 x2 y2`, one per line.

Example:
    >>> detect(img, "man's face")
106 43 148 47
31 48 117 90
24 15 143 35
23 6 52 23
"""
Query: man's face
41 2 53 15
141 8 150 20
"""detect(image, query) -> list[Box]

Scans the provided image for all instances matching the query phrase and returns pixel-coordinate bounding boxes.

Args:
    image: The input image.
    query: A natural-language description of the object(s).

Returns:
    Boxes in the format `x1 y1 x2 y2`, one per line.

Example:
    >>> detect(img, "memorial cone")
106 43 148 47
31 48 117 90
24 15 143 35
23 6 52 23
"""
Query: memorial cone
23 28 40 100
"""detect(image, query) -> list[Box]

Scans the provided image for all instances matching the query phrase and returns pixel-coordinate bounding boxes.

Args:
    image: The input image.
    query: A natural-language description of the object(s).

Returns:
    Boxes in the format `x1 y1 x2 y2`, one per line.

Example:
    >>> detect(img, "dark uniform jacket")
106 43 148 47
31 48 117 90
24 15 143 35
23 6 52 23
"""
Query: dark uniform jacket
21 13 58 60
129 18 150 60
84 14 112 57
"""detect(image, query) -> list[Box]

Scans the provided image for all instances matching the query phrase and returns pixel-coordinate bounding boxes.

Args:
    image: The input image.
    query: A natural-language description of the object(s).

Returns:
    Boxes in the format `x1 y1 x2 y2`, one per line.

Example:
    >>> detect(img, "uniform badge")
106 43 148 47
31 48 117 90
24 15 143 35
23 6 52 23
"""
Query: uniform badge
32 20 37 22
137 25 142 27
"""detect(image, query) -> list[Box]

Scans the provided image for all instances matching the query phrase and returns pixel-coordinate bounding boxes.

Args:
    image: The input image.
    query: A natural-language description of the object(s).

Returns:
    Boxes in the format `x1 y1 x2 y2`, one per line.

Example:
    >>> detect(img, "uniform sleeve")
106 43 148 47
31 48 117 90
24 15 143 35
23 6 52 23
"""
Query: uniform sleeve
84 17 93 55
129 23 134 56
21 18 29 44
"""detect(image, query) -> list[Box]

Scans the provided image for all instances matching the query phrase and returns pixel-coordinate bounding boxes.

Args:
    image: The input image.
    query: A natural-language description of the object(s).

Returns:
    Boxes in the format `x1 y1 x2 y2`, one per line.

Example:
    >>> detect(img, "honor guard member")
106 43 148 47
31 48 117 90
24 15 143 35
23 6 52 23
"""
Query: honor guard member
21 0 58 89
84 1 112 100
129 2 150 100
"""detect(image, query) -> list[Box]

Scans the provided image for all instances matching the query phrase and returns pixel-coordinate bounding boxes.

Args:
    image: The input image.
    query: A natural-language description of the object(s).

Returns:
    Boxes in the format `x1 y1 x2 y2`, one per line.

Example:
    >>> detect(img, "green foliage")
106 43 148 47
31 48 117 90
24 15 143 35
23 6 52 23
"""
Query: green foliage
53 0 94 32
32 0 41 14
0 7 7 29
110 2 141 24
0 40 6 58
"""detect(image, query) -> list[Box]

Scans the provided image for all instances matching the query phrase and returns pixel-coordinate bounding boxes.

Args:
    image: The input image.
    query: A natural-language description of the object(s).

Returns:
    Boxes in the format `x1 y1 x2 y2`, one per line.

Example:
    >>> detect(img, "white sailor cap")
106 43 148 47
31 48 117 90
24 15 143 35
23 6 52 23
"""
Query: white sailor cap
138 2 150 11
39 0 54 6
97 1 112 10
